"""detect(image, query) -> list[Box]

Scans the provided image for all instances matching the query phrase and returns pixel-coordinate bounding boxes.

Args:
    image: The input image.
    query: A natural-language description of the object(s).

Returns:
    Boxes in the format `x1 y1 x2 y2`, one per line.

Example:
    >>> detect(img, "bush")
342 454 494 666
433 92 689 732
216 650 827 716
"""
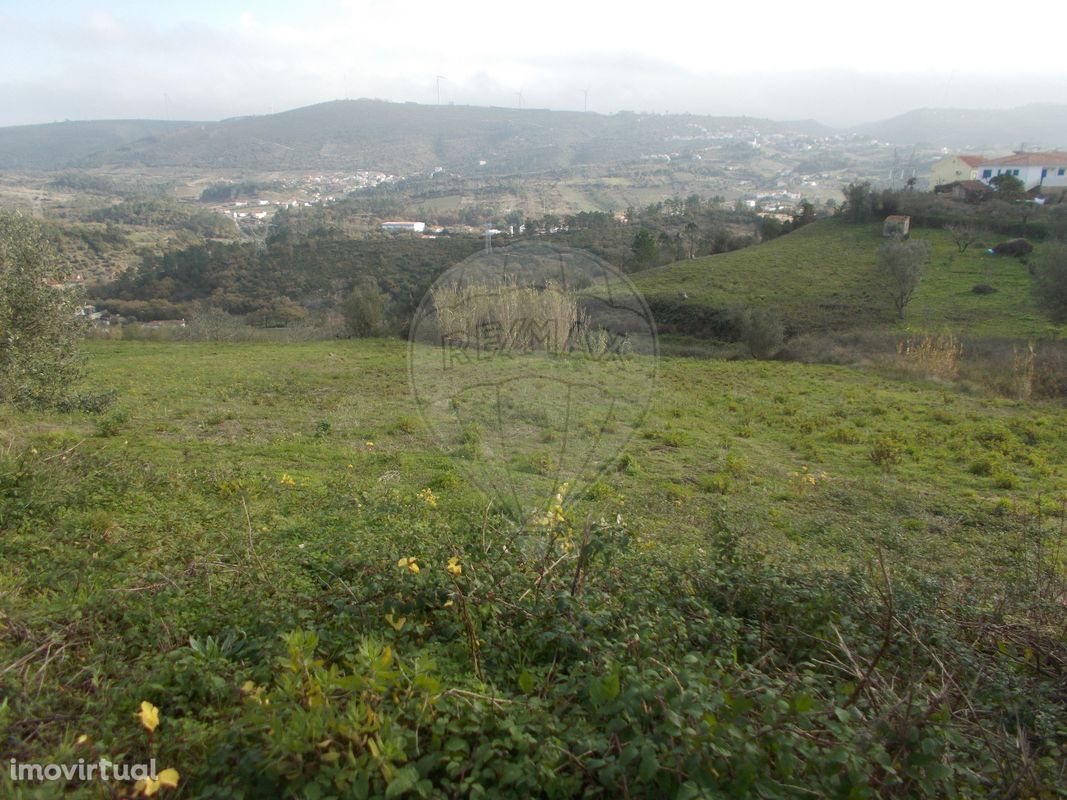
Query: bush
869 436 904 470
992 238 1033 257
0 212 85 408
54 389 118 414
342 277 386 337
740 307 785 360
1034 244 1067 322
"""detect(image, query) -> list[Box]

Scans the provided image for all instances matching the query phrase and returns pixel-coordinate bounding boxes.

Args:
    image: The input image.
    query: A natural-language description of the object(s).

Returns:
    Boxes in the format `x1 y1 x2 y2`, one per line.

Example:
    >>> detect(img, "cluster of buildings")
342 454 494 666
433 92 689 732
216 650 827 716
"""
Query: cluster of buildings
930 151 1067 192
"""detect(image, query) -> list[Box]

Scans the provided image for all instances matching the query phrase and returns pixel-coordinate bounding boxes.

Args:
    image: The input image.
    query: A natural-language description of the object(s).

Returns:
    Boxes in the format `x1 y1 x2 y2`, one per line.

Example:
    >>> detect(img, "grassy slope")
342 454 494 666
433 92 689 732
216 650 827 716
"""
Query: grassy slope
2 340 1065 795
630 217 1066 339
5 339 1064 577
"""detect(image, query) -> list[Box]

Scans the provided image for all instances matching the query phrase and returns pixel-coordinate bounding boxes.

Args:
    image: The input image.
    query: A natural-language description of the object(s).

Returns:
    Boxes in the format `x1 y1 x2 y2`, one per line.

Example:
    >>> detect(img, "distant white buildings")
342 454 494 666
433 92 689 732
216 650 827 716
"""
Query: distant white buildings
381 221 426 233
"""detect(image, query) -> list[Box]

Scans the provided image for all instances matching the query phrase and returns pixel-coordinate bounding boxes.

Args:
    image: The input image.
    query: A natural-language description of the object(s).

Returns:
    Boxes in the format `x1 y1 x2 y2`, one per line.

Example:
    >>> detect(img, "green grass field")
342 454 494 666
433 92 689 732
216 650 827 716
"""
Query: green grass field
631 218 1066 340
1 340 1065 797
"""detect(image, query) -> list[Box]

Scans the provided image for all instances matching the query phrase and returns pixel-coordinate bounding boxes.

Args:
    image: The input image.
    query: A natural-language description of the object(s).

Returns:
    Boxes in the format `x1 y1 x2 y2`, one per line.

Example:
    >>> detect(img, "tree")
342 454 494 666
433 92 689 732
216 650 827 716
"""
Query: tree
341 277 385 337
842 182 876 223
989 174 1026 201
794 201 817 228
945 223 981 254
0 212 84 407
877 238 930 319
683 222 701 259
1035 244 1067 322
631 229 658 269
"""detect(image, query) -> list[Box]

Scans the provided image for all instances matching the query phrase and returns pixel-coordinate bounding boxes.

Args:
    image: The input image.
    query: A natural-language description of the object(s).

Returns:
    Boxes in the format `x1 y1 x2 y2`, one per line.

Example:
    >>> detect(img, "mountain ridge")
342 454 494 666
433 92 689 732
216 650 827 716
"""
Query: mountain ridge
1 100 1065 174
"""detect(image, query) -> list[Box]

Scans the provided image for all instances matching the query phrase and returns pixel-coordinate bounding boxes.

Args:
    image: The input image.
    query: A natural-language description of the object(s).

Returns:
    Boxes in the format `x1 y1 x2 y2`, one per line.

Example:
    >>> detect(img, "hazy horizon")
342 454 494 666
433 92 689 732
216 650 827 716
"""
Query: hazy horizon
2 0 1066 128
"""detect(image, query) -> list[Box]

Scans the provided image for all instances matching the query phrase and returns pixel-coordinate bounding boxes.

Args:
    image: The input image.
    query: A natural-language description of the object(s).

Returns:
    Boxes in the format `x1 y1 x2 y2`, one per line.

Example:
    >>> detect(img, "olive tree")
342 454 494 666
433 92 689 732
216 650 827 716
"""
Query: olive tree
945 223 981 254
341 276 385 337
0 212 84 407
877 237 930 320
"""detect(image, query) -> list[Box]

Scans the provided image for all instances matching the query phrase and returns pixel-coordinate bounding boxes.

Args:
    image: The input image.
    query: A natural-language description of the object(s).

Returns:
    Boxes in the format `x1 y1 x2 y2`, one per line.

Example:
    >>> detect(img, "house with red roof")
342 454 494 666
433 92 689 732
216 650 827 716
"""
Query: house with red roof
929 154 985 188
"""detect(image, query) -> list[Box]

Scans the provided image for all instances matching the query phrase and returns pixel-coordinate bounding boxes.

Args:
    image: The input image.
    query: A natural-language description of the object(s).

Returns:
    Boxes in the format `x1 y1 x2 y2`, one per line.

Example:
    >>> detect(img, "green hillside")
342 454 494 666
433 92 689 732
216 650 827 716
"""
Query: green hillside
631 218 1066 339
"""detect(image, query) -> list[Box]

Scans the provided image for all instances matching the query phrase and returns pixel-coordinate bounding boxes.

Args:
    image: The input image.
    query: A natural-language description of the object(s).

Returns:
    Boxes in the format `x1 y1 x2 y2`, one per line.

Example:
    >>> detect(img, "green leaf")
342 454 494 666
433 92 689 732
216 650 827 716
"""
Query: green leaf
517 669 535 694
638 747 659 782
385 765 419 799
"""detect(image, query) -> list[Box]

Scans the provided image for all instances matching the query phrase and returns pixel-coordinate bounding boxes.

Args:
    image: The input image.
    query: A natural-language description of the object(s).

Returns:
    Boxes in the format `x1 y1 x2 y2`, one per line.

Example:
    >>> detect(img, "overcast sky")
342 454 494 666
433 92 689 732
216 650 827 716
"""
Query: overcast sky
2 0 1066 128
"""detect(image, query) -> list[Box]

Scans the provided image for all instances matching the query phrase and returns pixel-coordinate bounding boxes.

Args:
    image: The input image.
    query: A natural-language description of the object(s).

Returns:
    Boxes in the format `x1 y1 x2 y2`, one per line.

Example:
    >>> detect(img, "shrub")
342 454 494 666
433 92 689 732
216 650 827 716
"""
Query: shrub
869 436 904 470
896 332 963 381
740 307 784 360
342 276 386 337
991 238 1033 257
1034 244 1067 322
0 212 85 408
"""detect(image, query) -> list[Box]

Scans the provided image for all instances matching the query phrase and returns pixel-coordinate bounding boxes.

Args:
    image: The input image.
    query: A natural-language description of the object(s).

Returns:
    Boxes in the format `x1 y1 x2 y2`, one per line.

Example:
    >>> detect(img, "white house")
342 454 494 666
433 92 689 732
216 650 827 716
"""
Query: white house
976 151 1067 190
381 221 426 233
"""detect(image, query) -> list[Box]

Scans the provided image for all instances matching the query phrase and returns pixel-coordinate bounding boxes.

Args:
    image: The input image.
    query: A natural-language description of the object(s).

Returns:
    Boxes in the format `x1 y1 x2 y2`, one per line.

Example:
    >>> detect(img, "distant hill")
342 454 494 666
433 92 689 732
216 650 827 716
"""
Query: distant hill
0 119 195 170
0 100 827 175
855 104 1067 149
6 100 1064 174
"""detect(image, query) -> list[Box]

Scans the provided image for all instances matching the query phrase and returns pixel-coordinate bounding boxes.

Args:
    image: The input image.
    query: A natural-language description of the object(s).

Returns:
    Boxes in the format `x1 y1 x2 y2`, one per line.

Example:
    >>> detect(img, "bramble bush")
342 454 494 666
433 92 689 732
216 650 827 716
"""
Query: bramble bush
183 498 1066 798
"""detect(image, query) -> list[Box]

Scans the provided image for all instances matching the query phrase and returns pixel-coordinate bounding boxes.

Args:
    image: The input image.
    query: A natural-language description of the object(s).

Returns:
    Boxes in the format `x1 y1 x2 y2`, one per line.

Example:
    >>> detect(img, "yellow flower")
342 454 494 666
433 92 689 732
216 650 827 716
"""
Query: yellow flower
137 701 159 733
135 768 178 796
279 473 296 487
409 562 420 574
158 769 180 789
347 464 353 469
364 441 375 448
397 557 420 574
446 556 462 576
443 599 454 608
417 488 438 508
